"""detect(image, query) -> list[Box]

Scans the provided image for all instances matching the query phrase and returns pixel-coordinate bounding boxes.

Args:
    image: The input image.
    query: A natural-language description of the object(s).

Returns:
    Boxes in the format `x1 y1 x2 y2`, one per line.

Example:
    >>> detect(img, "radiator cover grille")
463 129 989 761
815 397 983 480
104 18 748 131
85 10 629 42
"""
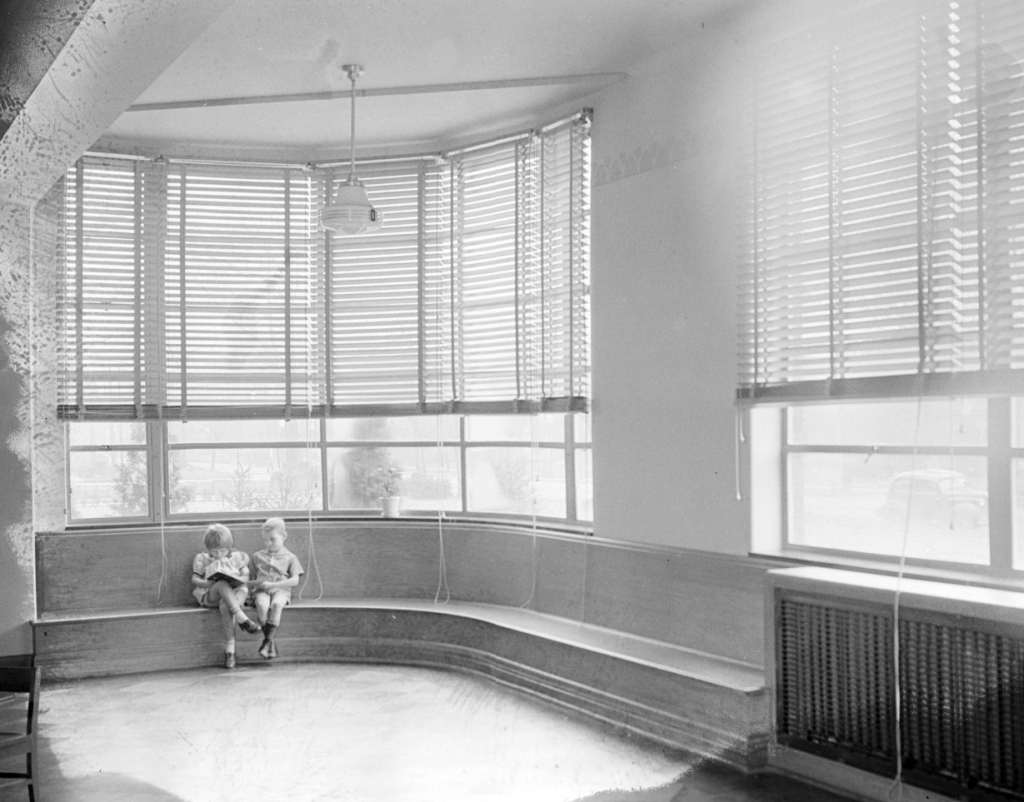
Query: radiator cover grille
777 592 1024 800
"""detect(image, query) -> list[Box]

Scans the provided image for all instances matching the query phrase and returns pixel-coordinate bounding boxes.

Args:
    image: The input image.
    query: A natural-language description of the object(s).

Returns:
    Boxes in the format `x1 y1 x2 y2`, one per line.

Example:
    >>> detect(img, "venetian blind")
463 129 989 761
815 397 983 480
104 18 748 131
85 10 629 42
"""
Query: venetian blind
737 0 1024 403
57 111 591 419
326 163 425 412
440 114 591 412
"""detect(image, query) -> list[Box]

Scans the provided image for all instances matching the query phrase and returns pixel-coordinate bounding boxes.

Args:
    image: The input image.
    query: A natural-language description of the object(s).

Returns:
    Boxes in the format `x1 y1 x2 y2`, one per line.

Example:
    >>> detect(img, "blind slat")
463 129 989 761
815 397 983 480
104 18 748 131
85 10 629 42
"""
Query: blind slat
738 0 1022 400
59 113 591 418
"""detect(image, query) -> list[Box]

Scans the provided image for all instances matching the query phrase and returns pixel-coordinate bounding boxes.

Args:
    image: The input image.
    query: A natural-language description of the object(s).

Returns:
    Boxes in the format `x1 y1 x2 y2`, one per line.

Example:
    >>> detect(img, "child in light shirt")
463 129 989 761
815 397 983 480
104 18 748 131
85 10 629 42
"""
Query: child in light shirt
191 523 261 669
250 517 304 659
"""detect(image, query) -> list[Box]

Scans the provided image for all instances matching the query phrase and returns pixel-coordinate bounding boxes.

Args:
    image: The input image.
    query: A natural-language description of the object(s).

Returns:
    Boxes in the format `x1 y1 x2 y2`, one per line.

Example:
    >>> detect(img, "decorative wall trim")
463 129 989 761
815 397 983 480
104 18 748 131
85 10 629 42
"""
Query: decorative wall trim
593 122 728 187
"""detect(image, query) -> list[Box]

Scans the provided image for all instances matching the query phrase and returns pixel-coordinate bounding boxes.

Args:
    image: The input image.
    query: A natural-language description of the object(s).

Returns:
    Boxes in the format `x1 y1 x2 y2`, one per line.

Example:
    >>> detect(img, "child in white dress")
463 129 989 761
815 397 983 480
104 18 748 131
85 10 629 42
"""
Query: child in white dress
192 523 261 668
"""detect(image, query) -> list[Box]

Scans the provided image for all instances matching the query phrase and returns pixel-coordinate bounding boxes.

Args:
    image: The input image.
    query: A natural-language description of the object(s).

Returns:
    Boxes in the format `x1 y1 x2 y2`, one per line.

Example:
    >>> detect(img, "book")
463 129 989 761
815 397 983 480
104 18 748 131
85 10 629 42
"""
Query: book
204 562 248 588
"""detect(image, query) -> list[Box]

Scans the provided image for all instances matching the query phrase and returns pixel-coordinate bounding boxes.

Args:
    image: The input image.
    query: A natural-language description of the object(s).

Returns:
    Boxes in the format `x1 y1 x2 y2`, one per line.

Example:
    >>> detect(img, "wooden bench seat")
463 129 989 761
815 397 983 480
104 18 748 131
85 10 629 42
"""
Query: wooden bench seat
33 598 769 768
33 523 778 768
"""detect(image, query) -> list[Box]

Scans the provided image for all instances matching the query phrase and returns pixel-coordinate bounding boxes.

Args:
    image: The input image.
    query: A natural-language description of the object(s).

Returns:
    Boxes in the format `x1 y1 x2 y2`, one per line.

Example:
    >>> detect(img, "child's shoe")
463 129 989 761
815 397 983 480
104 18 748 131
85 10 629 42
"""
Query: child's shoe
239 618 261 635
258 639 272 659
224 652 236 669
268 640 279 659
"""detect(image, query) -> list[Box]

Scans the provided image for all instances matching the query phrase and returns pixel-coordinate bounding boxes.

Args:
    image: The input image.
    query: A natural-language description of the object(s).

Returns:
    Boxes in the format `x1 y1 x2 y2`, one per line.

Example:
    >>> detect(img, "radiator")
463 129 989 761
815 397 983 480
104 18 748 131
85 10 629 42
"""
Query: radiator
775 587 1024 801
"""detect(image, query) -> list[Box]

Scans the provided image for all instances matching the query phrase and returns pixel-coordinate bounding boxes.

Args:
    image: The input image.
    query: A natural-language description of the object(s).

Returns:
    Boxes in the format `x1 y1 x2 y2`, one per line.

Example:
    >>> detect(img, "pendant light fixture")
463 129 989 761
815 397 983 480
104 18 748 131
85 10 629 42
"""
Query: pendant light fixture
320 64 382 235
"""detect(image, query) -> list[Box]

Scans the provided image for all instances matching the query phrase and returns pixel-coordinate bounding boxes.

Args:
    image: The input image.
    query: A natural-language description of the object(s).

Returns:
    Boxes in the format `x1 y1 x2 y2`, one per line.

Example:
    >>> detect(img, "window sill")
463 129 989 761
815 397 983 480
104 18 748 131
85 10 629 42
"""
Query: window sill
56 514 594 539
751 546 1024 594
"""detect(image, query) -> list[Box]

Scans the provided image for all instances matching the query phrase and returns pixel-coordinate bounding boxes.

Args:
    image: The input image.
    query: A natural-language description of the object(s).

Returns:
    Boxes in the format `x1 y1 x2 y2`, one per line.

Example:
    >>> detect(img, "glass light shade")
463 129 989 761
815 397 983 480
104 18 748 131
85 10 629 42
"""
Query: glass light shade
320 179 382 235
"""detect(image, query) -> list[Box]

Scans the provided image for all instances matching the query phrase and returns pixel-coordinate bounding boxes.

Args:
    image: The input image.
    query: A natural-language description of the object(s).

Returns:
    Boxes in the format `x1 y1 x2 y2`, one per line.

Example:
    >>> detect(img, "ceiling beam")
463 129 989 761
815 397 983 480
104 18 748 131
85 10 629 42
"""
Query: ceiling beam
0 0 99 145
0 0 233 203
126 73 627 113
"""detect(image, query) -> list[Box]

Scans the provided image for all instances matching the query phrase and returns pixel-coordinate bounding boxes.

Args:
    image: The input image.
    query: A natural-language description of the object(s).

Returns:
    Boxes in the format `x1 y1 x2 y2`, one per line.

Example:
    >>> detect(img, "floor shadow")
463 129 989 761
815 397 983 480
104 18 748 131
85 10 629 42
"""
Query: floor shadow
572 758 858 802
33 731 190 802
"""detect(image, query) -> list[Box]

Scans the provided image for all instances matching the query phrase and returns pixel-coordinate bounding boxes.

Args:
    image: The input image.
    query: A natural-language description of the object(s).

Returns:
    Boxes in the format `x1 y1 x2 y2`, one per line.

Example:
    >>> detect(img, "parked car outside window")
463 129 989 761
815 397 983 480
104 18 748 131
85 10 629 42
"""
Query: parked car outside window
877 469 988 530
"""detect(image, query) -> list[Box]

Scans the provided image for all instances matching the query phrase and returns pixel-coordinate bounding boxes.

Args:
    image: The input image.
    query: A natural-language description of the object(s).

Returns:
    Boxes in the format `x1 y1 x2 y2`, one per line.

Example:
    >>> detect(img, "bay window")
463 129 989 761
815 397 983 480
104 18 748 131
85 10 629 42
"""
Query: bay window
59 112 591 527
67 413 591 525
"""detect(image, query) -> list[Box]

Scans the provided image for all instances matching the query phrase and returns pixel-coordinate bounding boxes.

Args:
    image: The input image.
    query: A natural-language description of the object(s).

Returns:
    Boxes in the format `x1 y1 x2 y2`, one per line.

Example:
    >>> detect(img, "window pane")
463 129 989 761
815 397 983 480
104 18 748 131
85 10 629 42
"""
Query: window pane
168 447 322 514
326 446 461 512
789 399 987 447
1012 459 1024 571
573 413 591 444
325 416 459 443
1011 399 1024 448
69 451 148 519
575 447 593 522
466 447 565 517
168 419 318 445
788 453 989 564
68 421 146 447
465 415 564 443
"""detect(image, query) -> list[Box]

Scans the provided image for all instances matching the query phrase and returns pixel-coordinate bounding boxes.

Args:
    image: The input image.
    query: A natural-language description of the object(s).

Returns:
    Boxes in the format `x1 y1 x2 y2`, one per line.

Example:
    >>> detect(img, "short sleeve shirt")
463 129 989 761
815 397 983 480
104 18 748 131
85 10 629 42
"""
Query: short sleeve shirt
251 547 303 582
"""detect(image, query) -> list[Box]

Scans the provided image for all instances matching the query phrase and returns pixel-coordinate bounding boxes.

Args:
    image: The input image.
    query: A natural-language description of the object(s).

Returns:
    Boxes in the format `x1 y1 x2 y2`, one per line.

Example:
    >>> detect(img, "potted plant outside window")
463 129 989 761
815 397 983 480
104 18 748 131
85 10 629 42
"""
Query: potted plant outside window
378 466 403 518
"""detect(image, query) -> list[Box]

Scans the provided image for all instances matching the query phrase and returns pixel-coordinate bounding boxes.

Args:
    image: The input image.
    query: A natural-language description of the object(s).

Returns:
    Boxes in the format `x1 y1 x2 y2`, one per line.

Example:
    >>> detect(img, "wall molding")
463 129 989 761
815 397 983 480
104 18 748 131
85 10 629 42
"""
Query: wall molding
593 121 729 187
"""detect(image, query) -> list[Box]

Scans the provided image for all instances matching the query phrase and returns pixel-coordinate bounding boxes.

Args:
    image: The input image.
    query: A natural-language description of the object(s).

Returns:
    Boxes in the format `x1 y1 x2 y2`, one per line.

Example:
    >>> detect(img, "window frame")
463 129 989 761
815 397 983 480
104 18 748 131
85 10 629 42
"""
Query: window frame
766 396 1024 578
738 1 1024 581
65 413 593 530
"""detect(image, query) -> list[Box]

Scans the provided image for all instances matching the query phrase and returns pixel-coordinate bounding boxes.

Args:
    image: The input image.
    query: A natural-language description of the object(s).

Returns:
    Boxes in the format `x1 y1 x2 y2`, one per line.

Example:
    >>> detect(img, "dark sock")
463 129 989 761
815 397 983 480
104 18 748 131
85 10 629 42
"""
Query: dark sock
265 623 279 642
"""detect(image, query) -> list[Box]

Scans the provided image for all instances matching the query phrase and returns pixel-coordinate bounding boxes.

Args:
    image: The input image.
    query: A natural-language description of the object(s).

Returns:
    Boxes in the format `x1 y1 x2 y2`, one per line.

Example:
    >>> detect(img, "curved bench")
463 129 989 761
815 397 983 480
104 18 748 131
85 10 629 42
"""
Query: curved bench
33 598 769 768
33 521 775 769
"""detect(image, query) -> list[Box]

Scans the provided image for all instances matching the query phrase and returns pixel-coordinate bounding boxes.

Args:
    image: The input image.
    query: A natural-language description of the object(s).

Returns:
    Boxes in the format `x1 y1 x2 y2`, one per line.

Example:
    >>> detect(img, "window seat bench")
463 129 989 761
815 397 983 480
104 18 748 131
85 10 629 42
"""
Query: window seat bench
33 598 769 769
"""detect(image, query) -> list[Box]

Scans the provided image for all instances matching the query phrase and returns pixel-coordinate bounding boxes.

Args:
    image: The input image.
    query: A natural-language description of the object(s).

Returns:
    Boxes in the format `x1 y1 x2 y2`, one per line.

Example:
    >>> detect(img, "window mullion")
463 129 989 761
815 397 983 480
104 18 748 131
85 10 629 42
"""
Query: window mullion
319 418 329 512
564 413 576 521
149 419 165 523
285 169 292 419
459 416 468 513
417 164 426 408
74 161 84 417
178 164 188 422
989 397 1012 573
134 162 143 417
781 410 790 547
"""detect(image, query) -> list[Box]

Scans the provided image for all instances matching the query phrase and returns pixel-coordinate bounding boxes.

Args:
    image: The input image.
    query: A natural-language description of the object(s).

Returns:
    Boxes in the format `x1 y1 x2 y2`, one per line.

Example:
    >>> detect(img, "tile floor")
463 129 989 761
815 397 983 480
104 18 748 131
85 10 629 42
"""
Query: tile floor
10 663 861 802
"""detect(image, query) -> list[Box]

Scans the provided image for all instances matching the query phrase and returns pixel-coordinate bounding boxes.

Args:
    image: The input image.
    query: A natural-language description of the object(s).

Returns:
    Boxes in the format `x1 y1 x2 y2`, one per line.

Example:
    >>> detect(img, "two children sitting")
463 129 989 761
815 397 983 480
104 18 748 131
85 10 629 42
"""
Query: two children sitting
191 518 304 669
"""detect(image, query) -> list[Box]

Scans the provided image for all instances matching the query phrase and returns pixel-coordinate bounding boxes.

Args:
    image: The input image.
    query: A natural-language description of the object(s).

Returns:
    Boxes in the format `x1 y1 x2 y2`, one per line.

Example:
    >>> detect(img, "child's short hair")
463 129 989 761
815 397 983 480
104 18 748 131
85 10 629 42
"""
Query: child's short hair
261 517 287 538
204 523 233 550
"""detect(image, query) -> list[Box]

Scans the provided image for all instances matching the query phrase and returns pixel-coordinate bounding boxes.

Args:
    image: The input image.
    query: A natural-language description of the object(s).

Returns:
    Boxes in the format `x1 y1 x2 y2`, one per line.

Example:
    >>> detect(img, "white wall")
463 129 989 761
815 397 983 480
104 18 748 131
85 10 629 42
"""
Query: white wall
590 18 753 552
0 202 37 654
0 0 234 658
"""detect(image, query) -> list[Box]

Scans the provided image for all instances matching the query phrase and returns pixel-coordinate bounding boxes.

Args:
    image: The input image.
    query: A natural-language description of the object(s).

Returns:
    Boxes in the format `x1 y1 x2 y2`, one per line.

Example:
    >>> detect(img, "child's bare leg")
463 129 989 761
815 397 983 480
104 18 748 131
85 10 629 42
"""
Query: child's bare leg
203 585 238 667
216 601 236 642
255 592 272 658
207 581 243 615
208 582 259 634
269 594 288 627
254 593 271 626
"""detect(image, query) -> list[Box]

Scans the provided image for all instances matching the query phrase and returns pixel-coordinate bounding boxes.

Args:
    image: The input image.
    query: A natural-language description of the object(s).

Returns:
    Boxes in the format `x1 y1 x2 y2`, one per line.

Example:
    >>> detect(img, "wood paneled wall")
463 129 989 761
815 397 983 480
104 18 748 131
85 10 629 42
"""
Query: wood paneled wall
36 521 775 667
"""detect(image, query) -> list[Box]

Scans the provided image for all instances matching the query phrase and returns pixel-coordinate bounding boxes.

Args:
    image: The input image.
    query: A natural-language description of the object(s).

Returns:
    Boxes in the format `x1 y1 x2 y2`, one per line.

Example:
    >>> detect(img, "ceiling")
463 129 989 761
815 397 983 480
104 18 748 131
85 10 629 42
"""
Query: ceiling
92 0 746 163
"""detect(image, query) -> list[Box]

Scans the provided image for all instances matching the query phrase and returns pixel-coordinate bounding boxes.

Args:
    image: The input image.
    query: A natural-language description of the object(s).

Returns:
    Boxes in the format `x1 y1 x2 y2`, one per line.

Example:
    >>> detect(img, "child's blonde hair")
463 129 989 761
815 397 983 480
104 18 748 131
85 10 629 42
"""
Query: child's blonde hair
204 523 233 550
261 517 287 539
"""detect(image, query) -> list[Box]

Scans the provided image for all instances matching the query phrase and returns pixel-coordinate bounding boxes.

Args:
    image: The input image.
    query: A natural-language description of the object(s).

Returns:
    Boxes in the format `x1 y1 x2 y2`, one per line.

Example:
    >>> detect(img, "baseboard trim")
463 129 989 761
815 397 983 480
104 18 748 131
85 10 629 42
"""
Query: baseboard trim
769 746 960 802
